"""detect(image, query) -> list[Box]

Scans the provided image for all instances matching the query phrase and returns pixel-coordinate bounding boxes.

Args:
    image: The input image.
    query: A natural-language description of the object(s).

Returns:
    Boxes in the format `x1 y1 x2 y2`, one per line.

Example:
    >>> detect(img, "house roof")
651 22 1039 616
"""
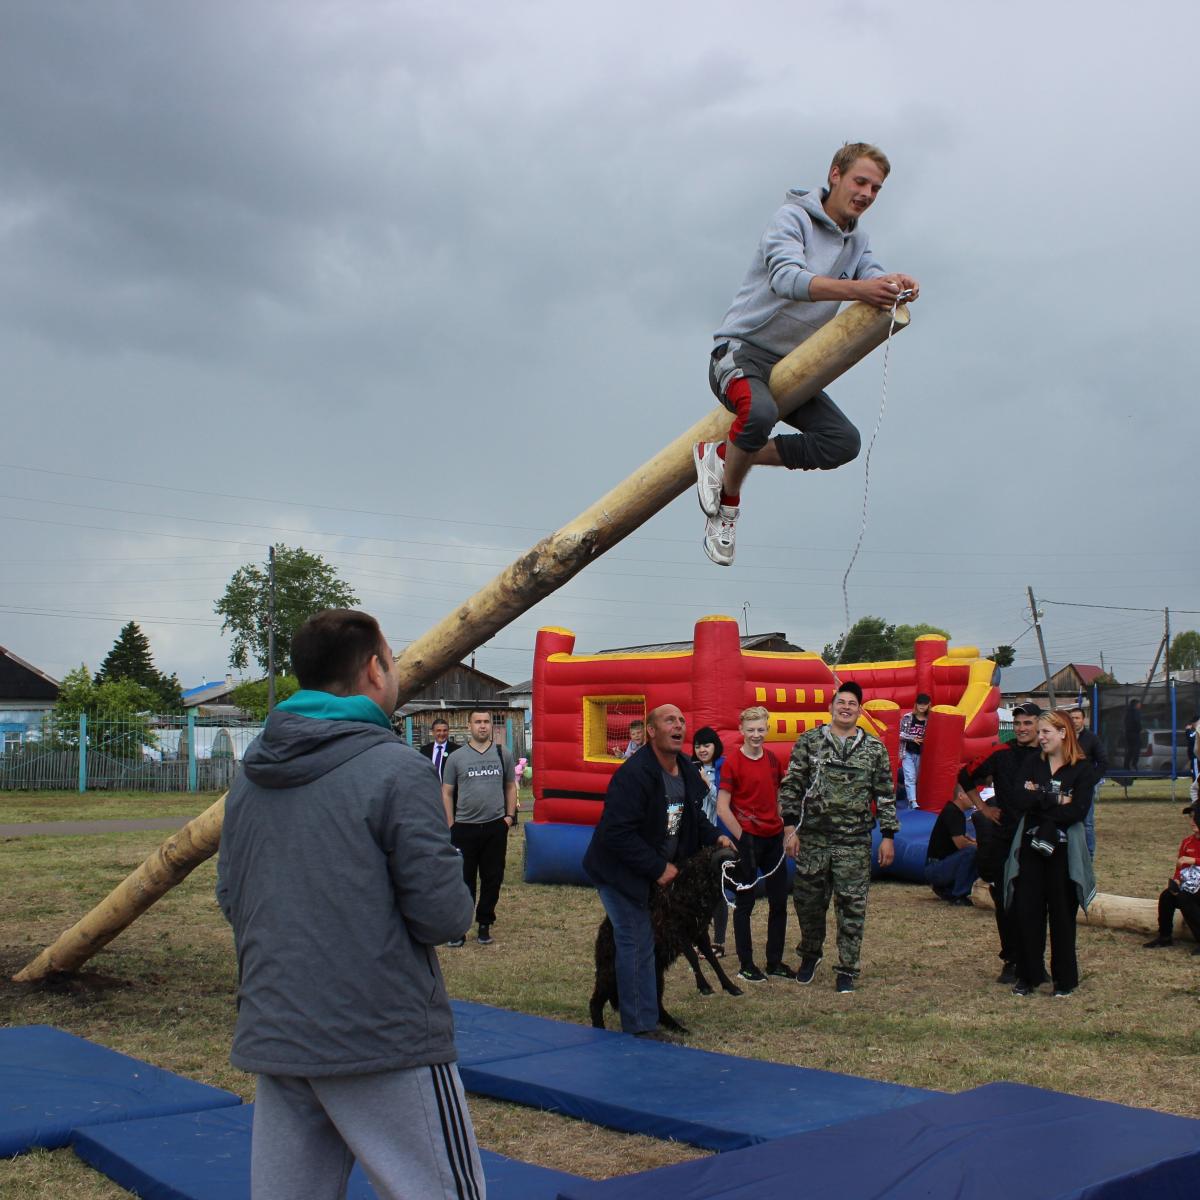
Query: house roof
998 662 1106 694
597 632 804 655
497 681 532 697
0 646 61 702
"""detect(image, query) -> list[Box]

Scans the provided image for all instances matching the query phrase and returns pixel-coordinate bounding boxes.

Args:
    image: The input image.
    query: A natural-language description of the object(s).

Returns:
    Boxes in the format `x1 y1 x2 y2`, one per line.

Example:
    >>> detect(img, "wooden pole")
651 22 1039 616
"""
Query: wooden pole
13 300 909 982
970 879 1195 942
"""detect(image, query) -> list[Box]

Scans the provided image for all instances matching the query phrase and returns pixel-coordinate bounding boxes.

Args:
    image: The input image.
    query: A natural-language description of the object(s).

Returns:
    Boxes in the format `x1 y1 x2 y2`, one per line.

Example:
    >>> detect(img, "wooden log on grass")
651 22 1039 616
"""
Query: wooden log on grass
13 300 909 982
969 879 1195 942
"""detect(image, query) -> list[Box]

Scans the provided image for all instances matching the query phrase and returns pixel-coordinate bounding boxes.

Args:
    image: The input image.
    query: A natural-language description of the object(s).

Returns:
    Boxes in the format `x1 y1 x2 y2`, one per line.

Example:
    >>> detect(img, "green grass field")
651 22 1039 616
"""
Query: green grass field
1 786 1198 1194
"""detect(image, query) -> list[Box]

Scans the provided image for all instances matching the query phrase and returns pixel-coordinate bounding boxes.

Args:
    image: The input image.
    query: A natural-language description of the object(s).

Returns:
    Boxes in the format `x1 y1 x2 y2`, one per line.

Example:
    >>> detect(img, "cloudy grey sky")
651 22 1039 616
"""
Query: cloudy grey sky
3 0 1196 693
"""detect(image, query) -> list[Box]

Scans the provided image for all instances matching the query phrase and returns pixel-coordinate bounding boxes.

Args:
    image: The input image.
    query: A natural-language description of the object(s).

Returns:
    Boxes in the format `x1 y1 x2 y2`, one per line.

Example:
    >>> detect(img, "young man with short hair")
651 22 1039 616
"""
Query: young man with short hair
779 682 897 993
717 706 791 982
442 709 518 947
925 784 979 904
1068 706 1107 855
695 142 920 566
217 609 482 1200
898 693 932 809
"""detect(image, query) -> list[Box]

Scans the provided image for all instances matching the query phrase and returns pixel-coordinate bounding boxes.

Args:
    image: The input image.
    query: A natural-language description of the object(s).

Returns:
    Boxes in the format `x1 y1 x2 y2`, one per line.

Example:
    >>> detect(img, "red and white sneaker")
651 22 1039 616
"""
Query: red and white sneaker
693 441 724 517
703 505 739 567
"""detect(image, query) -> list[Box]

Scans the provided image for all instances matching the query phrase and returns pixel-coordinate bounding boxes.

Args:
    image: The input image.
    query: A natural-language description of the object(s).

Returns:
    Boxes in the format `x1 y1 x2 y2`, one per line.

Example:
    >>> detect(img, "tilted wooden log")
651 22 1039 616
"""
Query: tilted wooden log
970 879 1195 942
13 300 909 982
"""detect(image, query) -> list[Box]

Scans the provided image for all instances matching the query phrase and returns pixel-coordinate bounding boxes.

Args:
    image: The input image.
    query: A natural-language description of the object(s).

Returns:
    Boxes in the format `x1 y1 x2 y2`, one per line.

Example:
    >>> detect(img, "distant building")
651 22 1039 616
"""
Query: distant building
397 661 527 756
182 673 244 719
999 662 1108 707
0 646 60 751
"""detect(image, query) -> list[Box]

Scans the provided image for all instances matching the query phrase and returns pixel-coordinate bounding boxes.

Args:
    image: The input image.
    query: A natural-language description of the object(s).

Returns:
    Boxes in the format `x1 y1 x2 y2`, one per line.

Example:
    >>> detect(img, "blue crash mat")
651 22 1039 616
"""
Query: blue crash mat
0 1025 241 1157
451 999 621 1066
552 1081 1200 1200
72 1103 585 1200
458 1035 936 1152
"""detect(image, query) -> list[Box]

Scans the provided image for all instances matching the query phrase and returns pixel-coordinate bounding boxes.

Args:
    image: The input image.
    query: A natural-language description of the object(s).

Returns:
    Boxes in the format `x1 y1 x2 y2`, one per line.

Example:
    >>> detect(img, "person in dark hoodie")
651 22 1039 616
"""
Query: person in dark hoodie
583 704 734 1038
693 141 920 567
216 609 482 1200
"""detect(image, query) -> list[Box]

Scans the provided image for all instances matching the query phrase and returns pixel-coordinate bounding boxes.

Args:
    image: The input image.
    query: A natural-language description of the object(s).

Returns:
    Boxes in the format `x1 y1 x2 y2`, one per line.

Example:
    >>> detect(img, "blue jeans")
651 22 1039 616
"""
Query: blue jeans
924 846 978 898
596 885 659 1034
899 752 921 809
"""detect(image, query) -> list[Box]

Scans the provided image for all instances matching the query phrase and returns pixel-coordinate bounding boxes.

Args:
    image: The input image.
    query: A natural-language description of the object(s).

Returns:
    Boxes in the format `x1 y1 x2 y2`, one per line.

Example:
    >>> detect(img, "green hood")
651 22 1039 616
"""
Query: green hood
275 690 392 729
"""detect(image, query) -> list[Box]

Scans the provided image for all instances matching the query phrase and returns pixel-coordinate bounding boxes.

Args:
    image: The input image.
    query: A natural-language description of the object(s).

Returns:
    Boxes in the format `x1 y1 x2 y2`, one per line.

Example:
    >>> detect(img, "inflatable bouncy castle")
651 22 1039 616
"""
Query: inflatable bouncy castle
524 616 1000 883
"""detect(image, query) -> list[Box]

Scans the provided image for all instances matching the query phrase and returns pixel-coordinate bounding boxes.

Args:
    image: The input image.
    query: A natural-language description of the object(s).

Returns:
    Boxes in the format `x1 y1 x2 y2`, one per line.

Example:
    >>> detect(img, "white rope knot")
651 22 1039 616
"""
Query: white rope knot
720 851 788 912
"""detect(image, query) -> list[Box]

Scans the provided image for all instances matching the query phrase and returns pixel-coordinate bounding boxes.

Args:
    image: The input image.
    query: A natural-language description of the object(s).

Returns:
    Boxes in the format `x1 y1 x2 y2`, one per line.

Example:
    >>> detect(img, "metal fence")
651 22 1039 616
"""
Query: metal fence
0 713 265 792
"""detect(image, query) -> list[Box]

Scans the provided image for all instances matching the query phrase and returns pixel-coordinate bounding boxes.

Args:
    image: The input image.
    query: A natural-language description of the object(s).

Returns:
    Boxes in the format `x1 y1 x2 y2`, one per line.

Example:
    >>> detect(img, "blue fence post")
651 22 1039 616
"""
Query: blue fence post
187 711 198 793
505 716 513 751
404 716 414 745
1170 681 1178 782
78 713 87 793
1091 684 1099 732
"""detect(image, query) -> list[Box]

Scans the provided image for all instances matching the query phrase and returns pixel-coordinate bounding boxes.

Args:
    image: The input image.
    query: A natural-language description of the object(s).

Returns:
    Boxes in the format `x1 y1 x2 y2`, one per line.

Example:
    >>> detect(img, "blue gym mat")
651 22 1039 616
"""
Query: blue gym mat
451 999 621 1066
0 1025 241 1157
71 1103 586 1200
551 1081 1200 1199
458 1032 937 1152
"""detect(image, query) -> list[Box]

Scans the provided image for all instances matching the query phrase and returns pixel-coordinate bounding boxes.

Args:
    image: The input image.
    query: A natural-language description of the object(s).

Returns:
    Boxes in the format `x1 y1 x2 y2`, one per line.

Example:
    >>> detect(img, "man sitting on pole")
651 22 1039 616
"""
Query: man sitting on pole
695 142 920 566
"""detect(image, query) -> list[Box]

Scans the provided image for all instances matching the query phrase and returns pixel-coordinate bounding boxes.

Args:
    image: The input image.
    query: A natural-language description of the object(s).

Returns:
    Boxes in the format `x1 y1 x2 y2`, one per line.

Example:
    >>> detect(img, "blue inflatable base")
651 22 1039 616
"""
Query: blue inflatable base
71 1103 584 1200
0 1025 241 1157
553 1081 1200 1200
524 809 940 887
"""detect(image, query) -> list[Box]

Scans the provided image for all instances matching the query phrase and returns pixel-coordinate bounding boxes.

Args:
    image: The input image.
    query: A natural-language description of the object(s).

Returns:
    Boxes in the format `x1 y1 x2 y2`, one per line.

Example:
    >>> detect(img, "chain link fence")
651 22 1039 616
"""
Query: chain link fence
0 713 264 792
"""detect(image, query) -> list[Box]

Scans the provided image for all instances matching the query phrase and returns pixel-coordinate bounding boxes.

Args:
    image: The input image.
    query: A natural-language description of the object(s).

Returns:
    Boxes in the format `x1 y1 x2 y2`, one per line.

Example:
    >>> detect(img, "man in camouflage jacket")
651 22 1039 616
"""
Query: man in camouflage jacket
780 681 898 992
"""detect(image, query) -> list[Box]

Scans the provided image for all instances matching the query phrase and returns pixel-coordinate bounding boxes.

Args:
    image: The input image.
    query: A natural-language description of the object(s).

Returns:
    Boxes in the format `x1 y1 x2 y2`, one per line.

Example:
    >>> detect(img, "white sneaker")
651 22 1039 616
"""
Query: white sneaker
703 505 739 566
693 441 724 517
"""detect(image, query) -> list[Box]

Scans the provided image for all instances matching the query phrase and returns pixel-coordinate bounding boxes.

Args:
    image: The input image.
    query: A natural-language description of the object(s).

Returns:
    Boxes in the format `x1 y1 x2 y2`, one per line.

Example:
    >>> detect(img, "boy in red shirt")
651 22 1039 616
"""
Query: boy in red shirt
1143 803 1200 952
717 706 792 981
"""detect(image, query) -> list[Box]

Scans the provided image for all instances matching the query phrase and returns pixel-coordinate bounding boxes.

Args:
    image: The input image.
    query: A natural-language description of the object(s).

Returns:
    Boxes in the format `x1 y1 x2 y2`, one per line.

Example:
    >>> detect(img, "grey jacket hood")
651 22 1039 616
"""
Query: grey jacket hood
242 711 395 789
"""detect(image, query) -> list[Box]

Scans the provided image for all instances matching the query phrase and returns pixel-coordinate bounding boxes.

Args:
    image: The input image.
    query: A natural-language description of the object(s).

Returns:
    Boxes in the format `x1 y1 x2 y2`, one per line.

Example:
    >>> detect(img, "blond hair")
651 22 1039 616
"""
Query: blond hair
739 705 770 726
829 142 891 181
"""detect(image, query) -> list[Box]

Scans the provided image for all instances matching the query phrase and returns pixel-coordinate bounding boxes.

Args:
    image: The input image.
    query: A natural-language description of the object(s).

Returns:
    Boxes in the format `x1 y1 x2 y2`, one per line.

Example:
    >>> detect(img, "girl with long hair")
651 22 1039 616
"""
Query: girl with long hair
1007 711 1095 997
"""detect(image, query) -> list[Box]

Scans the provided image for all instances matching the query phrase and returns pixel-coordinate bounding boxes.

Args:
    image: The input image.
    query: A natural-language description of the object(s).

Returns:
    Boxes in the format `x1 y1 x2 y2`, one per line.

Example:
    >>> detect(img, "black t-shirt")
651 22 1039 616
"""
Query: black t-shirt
660 768 686 862
927 801 970 861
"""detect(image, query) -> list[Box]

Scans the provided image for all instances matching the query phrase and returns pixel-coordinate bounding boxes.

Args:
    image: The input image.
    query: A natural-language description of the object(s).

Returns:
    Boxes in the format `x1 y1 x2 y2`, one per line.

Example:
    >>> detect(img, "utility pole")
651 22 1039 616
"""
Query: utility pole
267 545 277 713
1027 586 1056 710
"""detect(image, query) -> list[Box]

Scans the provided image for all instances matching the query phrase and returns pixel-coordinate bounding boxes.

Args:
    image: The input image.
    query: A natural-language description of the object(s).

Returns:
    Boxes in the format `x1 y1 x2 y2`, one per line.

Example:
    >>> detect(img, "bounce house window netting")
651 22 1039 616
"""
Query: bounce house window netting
583 697 646 761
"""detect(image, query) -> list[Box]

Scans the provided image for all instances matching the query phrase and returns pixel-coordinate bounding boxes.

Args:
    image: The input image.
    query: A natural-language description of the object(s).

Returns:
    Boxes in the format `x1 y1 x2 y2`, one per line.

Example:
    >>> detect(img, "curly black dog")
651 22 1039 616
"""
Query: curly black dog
589 845 742 1033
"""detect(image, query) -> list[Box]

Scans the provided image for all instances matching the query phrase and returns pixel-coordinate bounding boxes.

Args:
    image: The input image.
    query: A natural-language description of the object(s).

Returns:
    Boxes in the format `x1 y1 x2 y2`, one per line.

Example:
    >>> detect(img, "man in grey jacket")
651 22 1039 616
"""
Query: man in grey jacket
217 608 483 1200
694 142 920 566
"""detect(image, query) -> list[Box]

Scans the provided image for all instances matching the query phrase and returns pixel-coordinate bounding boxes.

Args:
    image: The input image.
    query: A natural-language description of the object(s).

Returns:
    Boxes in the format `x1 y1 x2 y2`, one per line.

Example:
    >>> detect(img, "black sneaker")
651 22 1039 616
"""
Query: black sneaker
765 962 795 979
795 956 822 985
1011 983 1035 997
1052 987 1074 998
446 937 465 948
951 896 974 907
477 925 493 945
1142 936 1172 948
996 962 1018 985
835 972 855 994
737 964 767 983
711 943 725 958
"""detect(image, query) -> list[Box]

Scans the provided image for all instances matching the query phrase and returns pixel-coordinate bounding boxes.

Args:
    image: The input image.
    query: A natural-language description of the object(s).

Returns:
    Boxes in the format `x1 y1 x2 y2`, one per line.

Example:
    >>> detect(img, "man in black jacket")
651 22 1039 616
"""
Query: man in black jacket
583 704 733 1036
418 717 459 782
958 702 1043 984
1069 706 1107 856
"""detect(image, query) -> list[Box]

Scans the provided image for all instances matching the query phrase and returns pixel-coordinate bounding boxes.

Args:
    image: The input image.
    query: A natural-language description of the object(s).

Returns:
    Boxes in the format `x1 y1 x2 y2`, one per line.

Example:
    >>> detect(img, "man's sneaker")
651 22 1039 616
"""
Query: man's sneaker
711 943 725 958
765 962 795 979
693 441 724 517
996 962 1018 985
795 956 822 985
737 964 767 983
703 505 739 567
477 924 493 945
1052 987 1074 998
1011 982 1035 997
835 972 855 994
446 936 466 948
951 895 974 907
1142 935 1172 948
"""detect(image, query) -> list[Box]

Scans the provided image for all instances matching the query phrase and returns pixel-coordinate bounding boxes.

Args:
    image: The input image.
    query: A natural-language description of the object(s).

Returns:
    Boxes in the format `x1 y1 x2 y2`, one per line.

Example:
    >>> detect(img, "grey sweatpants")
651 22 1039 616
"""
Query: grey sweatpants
252 1062 485 1200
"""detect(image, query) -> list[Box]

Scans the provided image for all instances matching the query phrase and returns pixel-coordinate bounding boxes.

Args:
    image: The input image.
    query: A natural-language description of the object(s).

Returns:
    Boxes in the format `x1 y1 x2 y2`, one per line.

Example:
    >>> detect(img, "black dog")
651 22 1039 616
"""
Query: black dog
589 845 742 1033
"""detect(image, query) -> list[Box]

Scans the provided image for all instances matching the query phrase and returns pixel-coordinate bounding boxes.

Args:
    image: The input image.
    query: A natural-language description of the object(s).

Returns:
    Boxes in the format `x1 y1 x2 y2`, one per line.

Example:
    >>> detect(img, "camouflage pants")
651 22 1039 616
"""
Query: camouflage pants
791 839 871 978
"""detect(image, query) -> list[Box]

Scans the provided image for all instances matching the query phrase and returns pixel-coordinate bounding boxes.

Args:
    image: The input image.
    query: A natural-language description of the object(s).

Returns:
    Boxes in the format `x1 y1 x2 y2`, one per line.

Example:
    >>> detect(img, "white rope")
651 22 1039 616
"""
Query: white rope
832 296 906 670
720 850 788 911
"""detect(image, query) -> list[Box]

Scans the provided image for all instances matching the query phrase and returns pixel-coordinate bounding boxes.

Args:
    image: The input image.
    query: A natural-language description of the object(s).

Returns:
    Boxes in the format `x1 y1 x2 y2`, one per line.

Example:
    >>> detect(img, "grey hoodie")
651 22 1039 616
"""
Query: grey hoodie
715 187 886 358
216 711 474 1077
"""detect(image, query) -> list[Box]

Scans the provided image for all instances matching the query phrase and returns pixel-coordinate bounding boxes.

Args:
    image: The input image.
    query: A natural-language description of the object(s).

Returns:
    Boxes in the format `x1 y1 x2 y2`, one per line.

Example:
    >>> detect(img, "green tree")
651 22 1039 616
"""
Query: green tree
893 622 951 650
992 644 1016 668
229 675 300 720
95 621 183 711
1168 630 1200 671
51 665 159 758
824 617 954 664
215 544 359 674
